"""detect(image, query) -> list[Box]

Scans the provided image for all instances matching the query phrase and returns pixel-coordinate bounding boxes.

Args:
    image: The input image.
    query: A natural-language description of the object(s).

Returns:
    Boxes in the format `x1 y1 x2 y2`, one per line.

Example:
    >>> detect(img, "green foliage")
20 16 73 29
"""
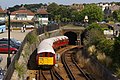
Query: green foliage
9 5 22 12
84 23 105 46
80 4 103 23
83 28 105 47
56 6 71 21
71 11 80 22
27 31 37 44
33 3 102 24
86 23 102 30
24 3 45 12
22 47 30 63
112 36 120 64
96 39 114 55
47 2 59 13
48 4 72 22
113 10 120 22
84 22 120 76
116 67 120 78
47 2 59 20
15 61 26 79
114 2 120 6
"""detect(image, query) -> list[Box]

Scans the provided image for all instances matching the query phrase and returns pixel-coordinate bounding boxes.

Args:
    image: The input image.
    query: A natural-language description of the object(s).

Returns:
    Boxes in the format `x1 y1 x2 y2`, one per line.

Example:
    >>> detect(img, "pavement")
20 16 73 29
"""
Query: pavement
0 29 32 70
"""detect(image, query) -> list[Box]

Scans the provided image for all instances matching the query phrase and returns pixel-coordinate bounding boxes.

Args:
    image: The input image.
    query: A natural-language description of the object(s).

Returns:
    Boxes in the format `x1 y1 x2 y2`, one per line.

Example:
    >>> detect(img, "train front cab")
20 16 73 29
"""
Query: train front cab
37 52 55 69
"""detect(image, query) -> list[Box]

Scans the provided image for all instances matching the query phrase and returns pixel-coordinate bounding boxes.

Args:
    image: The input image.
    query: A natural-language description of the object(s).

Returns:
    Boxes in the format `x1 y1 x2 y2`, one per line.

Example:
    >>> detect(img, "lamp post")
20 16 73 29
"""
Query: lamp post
7 9 11 68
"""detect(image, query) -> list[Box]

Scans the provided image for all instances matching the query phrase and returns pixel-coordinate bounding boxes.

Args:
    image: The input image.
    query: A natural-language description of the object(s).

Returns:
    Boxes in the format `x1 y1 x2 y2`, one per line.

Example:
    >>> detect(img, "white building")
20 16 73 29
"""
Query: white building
34 8 49 26
97 3 112 11
0 7 5 21
10 6 35 27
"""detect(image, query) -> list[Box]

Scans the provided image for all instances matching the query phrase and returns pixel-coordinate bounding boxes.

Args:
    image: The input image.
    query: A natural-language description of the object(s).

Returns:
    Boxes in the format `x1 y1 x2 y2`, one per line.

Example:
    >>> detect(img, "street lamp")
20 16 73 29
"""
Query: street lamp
6 9 11 68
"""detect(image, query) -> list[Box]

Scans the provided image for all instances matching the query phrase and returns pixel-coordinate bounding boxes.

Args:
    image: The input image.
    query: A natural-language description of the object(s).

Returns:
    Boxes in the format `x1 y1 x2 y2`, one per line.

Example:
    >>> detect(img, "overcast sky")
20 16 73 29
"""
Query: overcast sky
0 0 119 9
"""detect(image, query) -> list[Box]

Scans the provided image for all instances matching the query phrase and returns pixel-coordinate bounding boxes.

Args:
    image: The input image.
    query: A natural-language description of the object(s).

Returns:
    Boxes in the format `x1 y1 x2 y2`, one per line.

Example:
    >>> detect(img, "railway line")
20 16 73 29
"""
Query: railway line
61 47 94 80
34 68 64 80
28 45 95 80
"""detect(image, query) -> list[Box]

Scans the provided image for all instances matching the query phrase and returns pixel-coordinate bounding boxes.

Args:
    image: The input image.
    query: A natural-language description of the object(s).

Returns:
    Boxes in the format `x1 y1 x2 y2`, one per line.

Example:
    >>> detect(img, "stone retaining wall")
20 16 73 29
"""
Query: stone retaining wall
4 29 62 80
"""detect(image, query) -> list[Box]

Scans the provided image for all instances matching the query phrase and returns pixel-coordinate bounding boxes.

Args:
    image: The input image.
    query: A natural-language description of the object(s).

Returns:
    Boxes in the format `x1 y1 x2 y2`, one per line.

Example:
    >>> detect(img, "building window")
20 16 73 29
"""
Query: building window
16 13 27 20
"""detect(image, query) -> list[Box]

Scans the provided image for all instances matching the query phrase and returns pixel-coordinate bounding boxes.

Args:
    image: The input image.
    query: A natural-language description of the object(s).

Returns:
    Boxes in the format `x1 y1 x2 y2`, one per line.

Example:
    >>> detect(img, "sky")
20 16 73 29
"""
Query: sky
0 0 120 9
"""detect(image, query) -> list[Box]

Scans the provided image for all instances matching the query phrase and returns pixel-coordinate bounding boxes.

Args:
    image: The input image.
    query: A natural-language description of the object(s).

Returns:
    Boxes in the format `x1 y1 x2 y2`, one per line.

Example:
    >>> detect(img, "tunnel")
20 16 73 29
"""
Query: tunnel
64 31 77 45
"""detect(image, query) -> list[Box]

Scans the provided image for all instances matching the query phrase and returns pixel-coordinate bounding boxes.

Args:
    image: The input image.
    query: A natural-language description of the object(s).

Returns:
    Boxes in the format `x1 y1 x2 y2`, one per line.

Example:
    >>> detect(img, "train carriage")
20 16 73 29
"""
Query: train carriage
37 39 55 68
36 36 69 69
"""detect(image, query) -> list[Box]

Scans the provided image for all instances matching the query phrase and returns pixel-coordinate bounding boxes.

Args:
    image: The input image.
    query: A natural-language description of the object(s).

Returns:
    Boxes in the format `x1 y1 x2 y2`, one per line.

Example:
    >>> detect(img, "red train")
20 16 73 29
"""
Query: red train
36 36 69 69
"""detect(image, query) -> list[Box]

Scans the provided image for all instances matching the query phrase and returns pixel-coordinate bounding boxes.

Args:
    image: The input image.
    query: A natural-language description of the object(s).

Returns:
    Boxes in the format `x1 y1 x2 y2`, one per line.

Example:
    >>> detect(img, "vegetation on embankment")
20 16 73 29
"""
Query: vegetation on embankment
82 23 120 78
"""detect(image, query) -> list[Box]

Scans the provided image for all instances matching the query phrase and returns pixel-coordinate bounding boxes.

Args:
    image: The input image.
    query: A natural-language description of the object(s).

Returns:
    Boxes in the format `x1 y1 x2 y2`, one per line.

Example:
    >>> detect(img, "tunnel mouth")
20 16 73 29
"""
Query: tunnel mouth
64 31 77 45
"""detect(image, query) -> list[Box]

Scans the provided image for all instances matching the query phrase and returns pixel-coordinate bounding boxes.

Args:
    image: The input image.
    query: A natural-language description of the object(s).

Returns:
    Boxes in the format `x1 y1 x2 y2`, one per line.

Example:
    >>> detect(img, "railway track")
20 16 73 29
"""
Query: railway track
35 68 64 80
61 47 94 80
28 45 95 80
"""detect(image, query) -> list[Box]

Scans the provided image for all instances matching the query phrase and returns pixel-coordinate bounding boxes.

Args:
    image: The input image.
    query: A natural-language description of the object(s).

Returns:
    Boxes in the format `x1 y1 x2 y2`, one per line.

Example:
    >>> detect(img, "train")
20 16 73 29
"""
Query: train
36 36 69 69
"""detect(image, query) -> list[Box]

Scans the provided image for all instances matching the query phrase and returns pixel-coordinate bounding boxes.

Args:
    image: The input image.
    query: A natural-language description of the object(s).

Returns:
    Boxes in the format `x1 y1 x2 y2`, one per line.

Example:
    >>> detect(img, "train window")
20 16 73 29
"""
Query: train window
45 53 48 57
50 53 53 57
39 54 43 57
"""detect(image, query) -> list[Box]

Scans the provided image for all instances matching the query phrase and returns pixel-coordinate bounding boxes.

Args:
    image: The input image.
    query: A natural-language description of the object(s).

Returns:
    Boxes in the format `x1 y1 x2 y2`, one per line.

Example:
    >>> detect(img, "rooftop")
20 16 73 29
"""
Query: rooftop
11 6 34 15
37 9 49 14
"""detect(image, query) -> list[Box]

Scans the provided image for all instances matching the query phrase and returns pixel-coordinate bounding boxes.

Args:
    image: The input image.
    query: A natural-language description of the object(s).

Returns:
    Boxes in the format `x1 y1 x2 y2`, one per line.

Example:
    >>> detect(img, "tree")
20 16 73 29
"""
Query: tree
79 4 103 23
54 15 61 23
47 2 59 21
83 23 105 47
113 10 120 22
86 23 102 30
71 11 80 22
55 6 71 22
112 36 120 65
96 39 114 56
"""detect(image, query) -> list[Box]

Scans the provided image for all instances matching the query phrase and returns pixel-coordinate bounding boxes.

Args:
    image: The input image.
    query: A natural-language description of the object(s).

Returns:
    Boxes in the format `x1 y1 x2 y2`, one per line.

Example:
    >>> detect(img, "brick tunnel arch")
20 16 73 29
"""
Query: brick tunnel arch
64 31 77 45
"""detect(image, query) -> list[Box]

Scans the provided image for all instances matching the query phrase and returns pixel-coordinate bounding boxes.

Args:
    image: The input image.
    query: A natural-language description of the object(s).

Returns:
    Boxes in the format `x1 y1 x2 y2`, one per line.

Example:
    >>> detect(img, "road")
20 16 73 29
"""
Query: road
0 29 32 70
0 29 32 41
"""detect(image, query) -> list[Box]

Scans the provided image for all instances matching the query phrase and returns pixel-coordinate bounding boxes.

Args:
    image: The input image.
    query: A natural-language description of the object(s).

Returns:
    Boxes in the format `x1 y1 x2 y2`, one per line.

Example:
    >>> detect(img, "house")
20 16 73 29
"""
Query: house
10 6 35 28
34 8 49 26
70 3 84 11
114 23 120 37
104 29 114 39
97 2 112 11
103 23 120 39
104 4 120 19
0 7 5 22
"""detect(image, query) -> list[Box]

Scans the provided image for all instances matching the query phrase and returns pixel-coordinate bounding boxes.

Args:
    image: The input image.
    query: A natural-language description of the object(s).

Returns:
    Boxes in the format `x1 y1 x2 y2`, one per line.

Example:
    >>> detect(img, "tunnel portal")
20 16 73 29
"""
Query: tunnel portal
64 31 77 45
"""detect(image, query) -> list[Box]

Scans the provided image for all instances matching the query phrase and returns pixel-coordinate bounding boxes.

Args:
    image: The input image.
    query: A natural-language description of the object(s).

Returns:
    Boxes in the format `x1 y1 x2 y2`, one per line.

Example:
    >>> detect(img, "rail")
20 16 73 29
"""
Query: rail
71 49 95 80
51 68 64 80
61 49 75 80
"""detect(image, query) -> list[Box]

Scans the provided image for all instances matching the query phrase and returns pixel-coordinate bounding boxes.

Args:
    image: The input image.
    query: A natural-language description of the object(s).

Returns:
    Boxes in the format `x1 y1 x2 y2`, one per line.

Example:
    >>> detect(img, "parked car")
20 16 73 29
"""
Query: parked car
0 44 18 54
0 40 19 49
0 38 21 49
